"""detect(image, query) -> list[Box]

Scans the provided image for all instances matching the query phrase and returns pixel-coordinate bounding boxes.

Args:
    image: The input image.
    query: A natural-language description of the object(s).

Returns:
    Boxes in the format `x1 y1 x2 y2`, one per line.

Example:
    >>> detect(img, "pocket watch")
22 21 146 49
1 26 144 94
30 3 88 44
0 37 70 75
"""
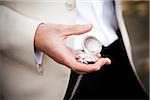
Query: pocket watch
76 36 102 64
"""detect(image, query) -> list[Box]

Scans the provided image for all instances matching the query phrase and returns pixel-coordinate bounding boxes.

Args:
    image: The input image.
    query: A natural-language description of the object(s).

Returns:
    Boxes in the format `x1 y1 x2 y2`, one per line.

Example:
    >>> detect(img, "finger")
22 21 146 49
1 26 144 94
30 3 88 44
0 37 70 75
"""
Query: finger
104 57 111 65
71 57 111 74
56 44 110 74
69 62 98 74
94 58 111 70
63 24 92 36
69 58 105 74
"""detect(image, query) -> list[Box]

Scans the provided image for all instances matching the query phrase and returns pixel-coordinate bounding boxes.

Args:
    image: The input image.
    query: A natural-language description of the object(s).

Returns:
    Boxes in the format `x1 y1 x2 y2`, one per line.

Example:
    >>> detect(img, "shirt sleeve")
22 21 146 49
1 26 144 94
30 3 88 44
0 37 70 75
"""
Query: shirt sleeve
35 48 44 73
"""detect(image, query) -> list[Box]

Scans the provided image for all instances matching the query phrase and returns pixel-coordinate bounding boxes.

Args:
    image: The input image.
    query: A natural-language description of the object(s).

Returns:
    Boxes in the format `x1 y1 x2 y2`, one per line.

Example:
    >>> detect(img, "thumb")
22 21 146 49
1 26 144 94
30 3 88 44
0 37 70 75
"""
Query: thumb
64 24 92 36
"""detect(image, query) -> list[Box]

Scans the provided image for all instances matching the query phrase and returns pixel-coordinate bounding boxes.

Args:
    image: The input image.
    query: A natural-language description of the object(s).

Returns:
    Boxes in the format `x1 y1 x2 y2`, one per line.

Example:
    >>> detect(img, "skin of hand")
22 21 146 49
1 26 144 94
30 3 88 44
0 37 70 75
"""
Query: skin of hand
34 23 111 74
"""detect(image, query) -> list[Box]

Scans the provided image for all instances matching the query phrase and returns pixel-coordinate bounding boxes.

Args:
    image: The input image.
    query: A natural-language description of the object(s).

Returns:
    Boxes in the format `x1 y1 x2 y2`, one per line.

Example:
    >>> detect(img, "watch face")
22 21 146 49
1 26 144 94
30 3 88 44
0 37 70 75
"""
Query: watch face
83 36 102 54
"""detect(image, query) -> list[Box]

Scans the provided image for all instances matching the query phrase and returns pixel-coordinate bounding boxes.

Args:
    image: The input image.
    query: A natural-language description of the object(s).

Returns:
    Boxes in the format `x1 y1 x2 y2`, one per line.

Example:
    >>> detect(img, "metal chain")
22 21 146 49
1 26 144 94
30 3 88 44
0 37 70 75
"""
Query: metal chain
68 74 83 100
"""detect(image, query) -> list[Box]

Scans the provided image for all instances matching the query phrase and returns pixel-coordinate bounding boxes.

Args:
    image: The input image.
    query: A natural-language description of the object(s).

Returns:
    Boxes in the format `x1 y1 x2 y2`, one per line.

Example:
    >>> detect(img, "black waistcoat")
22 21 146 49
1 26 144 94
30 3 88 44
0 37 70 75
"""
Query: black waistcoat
64 29 149 100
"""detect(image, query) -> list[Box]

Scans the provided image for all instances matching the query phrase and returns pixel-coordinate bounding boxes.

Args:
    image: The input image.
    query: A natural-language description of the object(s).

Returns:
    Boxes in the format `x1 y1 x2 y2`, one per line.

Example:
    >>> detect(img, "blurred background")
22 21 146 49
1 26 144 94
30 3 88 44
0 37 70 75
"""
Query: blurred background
122 0 149 94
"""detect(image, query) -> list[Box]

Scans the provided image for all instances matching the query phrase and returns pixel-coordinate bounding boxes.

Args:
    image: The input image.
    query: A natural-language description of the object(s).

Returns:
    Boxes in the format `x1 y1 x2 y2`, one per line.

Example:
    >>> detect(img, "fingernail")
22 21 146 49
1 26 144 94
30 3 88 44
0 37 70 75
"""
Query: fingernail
105 58 111 64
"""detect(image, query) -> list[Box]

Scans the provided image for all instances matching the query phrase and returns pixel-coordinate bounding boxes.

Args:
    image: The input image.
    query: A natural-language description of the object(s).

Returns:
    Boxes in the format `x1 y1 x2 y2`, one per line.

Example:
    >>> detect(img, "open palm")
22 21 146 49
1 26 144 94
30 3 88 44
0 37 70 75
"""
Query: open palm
35 23 111 74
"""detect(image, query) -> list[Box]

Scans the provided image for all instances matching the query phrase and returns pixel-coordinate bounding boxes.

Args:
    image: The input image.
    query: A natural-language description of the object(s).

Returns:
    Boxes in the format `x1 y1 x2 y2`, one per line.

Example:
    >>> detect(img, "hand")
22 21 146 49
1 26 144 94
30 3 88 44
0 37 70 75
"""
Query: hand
34 23 111 74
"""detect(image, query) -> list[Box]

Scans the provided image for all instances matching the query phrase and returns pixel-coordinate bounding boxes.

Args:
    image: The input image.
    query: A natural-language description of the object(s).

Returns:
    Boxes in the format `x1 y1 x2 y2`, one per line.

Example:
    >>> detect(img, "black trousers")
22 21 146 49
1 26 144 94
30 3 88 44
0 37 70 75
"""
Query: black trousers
64 30 148 99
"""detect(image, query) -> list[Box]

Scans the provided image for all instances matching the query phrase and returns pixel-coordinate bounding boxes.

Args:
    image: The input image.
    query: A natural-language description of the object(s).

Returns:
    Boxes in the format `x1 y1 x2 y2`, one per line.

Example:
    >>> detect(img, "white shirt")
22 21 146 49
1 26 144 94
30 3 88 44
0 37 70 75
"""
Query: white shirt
74 0 118 50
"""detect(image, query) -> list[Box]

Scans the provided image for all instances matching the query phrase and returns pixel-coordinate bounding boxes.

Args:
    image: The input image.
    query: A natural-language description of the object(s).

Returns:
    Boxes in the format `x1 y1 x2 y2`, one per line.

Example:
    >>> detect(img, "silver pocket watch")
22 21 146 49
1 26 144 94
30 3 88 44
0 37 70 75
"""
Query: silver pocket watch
76 36 102 64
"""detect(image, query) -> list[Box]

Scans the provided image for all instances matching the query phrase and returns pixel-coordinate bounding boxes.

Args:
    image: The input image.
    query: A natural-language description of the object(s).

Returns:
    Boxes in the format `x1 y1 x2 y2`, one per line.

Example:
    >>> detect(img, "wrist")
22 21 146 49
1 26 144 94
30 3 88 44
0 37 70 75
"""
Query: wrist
34 23 45 51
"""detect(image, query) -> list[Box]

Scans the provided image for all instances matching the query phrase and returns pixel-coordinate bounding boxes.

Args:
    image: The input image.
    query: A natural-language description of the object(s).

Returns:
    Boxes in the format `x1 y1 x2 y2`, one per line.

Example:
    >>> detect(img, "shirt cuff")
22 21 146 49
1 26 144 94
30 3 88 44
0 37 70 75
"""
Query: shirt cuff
35 48 44 73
